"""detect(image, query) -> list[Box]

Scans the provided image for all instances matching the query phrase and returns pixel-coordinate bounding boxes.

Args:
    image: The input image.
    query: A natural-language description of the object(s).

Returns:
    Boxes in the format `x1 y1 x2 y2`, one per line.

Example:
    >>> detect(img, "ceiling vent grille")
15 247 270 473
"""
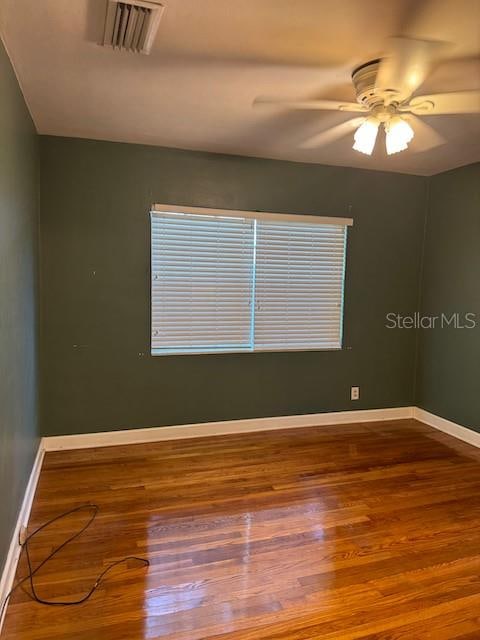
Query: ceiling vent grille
103 0 165 54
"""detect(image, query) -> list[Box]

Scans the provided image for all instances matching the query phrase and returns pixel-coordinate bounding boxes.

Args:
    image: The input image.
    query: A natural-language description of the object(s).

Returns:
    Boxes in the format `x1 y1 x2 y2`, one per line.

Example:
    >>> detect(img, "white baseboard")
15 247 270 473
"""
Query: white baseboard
43 407 415 451
414 407 480 448
0 442 44 633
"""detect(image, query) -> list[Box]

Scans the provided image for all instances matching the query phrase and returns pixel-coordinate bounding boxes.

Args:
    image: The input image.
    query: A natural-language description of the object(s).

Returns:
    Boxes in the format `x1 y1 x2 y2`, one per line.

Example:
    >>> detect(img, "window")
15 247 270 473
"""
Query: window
151 205 351 355
151 211 254 353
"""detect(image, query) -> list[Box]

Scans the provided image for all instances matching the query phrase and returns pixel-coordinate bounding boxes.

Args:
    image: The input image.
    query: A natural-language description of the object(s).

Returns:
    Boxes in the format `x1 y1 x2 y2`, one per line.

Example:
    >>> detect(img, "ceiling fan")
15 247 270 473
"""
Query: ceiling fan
254 37 480 156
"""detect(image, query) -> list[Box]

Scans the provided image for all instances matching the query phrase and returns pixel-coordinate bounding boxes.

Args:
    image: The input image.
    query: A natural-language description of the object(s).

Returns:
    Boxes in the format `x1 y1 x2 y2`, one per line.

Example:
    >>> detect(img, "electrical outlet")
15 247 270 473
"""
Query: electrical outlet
351 386 360 401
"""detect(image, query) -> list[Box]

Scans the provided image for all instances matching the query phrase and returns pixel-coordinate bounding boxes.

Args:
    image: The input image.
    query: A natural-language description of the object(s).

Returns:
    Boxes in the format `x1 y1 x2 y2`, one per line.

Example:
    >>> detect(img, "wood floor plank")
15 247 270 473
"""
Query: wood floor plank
3 418 480 639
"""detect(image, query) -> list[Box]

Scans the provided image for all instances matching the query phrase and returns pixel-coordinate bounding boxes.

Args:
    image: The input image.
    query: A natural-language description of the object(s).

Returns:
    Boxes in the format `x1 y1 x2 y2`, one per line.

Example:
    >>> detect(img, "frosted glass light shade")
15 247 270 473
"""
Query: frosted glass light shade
385 116 414 155
352 117 380 155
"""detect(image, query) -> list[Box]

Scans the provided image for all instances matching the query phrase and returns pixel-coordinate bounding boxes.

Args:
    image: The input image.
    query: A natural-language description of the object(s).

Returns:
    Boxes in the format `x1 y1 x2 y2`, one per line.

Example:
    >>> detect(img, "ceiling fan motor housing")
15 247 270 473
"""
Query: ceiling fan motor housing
352 60 385 109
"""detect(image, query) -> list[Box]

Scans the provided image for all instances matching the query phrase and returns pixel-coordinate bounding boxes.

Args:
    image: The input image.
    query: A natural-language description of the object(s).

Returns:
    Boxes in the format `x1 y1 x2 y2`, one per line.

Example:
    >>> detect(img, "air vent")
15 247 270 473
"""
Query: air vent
103 0 165 54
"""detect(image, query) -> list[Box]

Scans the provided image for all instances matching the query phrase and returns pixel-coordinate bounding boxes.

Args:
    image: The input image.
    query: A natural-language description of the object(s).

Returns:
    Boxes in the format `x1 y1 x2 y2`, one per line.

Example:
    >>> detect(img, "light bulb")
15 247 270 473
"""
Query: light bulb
385 116 414 155
352 117 380 155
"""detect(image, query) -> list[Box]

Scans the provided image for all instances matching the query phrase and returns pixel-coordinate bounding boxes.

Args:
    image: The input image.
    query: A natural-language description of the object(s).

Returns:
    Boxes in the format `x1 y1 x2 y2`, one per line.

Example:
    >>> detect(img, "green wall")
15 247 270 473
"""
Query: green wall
40 136 428 436
416 163 480 431
0 41 39 571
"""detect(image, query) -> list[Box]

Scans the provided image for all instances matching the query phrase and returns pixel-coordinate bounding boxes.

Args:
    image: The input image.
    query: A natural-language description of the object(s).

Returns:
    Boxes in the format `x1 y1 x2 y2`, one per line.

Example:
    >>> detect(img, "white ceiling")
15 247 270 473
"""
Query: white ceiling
1 0 479 175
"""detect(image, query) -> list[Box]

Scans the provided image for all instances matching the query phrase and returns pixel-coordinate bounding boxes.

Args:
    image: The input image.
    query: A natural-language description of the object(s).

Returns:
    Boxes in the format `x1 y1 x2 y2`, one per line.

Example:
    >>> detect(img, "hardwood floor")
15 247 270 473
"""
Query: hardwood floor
3 419 480 639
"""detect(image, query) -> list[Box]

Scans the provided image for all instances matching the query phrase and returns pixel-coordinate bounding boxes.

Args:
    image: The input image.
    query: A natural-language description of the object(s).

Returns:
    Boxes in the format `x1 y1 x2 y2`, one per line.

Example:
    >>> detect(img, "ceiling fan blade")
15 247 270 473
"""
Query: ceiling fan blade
300 117 366 149
374 37 445 104
403 114 446 152
405 90 480 115
253 97 367 112
400 0 480 60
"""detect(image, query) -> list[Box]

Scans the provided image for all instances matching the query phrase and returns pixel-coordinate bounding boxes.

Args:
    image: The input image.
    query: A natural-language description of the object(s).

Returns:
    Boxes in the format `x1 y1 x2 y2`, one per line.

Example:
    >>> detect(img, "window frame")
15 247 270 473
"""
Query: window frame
150 204 352 356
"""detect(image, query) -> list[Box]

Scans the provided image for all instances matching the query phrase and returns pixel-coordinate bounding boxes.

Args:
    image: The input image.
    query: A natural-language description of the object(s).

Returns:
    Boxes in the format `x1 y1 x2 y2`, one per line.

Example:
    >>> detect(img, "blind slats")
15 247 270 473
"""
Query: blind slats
151 213 254 352
254 221 346 351
151 212 347 354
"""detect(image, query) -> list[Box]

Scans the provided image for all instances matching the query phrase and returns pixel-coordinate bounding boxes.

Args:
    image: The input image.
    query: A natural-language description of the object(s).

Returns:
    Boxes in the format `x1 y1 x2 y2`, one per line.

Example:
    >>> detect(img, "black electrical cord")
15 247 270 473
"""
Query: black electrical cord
0 504 149 620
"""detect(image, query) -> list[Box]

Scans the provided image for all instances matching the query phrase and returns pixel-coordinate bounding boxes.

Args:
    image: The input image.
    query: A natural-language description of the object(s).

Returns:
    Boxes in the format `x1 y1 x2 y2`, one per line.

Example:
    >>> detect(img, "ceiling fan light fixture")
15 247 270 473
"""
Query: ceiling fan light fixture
385 116 414 155
352 117 380 155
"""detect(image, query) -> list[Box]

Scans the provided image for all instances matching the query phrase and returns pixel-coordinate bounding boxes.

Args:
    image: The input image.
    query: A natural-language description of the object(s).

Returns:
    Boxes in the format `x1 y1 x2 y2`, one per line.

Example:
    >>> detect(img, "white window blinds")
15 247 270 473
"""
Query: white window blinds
254 221 346 350
151 213 254 353
151 207 350 355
